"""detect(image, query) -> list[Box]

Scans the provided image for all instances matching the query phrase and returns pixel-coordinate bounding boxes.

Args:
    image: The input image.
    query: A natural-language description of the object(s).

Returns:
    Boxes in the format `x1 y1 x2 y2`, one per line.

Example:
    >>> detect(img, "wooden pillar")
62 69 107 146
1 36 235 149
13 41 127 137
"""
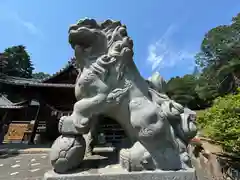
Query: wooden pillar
1 110 8 124
29 105 41 144
0 110 9 143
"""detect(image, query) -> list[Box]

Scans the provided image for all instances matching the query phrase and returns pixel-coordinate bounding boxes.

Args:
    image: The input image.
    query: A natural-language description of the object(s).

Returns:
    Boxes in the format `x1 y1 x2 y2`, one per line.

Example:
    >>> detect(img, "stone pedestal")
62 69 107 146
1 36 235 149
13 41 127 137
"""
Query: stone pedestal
43 167 197 180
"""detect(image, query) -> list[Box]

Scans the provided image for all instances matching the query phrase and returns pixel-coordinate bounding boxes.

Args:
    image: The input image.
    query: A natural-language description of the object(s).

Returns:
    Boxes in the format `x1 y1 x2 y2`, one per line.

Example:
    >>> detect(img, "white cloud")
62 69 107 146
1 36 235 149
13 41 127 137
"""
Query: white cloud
15 16 42 36
147 23 195 72
0 6 43 37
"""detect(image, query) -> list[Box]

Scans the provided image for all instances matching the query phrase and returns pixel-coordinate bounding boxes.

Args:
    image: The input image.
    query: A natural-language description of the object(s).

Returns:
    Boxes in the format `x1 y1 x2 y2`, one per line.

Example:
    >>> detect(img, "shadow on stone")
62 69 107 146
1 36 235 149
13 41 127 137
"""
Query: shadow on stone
0 150 20 159
55 151 119 175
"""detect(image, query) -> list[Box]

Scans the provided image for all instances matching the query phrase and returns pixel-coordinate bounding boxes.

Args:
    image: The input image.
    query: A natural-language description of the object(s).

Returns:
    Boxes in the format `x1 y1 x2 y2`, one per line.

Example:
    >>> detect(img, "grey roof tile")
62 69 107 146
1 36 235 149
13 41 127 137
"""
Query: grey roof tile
0 95 13 106
0 74 75 88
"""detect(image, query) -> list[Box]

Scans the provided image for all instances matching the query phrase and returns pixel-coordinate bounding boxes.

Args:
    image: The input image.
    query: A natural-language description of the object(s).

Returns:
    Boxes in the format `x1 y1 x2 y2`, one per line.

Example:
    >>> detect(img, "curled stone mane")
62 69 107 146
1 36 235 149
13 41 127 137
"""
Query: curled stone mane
69 18 134 77
79 19 134 79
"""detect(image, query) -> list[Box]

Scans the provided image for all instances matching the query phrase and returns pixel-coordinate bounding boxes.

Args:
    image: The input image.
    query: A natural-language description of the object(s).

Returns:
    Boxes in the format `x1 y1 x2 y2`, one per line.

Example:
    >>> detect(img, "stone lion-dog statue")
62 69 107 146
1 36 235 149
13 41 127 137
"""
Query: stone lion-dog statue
49 18 197 173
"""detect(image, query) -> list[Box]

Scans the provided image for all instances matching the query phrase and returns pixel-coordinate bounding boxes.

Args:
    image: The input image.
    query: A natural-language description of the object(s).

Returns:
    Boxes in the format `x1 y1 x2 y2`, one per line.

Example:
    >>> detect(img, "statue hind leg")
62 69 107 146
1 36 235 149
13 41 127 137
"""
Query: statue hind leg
110 103 156 171
119 97 182 171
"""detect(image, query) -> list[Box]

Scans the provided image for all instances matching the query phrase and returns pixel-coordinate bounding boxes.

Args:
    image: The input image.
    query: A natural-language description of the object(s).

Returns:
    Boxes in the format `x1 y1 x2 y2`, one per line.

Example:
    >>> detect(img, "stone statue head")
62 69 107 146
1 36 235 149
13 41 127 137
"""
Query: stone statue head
68 18 134 76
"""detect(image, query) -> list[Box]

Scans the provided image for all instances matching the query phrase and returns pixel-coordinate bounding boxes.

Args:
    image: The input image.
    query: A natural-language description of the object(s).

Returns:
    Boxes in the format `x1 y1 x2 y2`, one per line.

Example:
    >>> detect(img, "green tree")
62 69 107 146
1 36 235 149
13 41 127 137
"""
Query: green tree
195 66 220 101
32 72 51 80
166 74 200 109
195 25 232 68
0 53 8 73
197 89 240 154
217 58 240 88
195 13 240 100
2 45 34 78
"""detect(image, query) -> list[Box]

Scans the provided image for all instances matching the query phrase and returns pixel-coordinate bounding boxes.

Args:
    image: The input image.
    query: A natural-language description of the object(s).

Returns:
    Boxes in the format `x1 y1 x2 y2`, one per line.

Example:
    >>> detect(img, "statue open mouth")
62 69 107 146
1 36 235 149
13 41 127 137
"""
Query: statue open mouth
68 27 95 51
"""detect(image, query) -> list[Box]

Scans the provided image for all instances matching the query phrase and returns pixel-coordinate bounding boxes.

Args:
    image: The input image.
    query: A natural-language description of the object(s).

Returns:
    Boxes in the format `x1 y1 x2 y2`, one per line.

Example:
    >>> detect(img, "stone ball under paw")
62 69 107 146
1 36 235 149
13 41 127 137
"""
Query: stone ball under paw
50 135 86 173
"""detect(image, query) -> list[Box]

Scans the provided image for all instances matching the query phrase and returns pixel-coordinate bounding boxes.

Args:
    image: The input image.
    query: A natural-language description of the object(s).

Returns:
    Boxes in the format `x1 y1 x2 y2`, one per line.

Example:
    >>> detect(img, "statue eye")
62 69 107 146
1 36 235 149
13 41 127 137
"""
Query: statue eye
107 36 111 40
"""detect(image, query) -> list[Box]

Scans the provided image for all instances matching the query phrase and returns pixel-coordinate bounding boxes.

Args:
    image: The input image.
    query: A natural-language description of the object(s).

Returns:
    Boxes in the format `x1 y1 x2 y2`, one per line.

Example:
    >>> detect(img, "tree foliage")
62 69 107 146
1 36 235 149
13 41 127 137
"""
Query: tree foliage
1 45 34 78
197 89 240 154
192 13 240 153
167 75 195 106
0 45 52 102
0 53 8 71
165 11 240 108
195 13 240 100
0 45 51 81
165 12 240 108
32 72 51 80
166 74 206 109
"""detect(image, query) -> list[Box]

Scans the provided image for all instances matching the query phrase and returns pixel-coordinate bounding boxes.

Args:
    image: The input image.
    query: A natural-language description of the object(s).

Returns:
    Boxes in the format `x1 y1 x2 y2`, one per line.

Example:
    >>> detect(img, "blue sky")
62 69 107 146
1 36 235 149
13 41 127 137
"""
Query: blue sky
0 0 240 80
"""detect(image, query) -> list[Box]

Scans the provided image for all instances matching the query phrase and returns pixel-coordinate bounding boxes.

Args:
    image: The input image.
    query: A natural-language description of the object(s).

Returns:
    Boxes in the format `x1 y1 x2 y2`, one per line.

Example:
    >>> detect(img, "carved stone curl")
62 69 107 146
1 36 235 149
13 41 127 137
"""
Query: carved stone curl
49 18 198 173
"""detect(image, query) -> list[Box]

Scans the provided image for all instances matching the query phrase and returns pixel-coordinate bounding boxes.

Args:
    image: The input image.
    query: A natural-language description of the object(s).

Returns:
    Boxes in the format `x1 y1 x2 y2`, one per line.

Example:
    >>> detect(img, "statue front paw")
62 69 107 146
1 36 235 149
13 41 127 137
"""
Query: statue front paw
58 115 90 135
73 116 90 129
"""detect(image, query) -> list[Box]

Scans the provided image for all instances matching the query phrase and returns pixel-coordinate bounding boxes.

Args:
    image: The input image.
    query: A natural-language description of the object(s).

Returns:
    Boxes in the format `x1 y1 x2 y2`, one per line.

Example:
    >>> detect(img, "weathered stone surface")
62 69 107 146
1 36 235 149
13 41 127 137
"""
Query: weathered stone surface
48 18 198 173
50 135 86 173
43 168 197 180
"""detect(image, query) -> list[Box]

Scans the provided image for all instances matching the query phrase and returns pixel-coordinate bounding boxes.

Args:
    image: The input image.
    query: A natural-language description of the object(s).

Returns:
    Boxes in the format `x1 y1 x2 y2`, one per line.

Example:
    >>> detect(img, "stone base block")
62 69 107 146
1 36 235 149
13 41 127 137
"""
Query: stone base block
43 167 197 180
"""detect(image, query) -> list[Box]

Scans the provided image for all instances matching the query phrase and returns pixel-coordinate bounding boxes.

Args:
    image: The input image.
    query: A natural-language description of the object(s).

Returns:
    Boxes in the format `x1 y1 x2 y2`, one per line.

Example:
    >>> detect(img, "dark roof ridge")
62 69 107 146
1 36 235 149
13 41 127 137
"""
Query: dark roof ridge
0 76 75 88
0 95 35 109
0 73 40 82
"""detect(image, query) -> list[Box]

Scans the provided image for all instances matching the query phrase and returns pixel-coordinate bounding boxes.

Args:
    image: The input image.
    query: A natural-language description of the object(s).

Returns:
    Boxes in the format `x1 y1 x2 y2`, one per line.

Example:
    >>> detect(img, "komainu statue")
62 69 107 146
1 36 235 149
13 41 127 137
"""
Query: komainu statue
49 18 198 173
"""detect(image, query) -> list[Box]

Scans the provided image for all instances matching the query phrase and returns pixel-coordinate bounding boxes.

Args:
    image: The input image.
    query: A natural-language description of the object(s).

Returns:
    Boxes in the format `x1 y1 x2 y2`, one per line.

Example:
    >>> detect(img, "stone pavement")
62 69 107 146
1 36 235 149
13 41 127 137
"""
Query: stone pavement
0 144 211 180
0 153 209 180
0 153 50 180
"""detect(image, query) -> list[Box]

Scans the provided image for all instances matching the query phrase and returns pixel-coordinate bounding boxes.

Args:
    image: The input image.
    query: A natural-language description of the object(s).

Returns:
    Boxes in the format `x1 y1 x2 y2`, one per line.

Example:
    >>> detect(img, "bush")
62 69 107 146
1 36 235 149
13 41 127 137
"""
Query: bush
197 90 240 154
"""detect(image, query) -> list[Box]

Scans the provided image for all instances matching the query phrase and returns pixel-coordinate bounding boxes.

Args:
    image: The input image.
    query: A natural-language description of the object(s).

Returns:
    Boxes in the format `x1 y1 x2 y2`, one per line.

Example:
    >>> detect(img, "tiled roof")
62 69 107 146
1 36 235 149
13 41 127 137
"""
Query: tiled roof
0 74 75 88
0 58 77 88
0 95 12 106
0 95 26 109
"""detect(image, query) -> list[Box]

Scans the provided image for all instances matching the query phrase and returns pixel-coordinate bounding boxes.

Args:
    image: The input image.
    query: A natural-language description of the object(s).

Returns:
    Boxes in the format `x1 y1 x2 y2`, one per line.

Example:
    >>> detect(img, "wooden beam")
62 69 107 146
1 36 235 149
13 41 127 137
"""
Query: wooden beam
29 104 41 144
